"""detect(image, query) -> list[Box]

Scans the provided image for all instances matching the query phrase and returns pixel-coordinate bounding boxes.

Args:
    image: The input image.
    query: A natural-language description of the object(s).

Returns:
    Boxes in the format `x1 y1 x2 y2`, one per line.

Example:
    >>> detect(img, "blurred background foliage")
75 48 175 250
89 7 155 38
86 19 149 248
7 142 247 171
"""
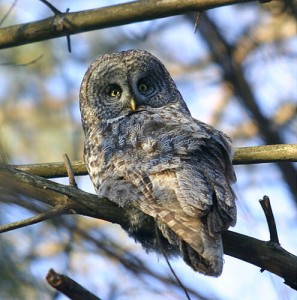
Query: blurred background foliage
0 0 296 299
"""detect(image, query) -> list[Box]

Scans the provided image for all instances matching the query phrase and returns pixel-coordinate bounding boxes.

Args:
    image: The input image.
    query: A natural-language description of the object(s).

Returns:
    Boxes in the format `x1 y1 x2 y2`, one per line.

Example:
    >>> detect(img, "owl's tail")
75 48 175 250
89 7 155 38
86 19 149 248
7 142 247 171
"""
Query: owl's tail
157 211 224 276
179 232 223 276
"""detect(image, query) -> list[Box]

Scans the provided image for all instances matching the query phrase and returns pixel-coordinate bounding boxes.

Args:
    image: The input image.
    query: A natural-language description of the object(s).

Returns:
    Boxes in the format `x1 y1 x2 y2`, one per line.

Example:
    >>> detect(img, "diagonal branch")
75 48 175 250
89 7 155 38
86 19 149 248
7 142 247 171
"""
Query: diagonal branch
0 165 296 289
193 12 297 202
0 0 17 27
0 0 263 49
0 205 69 234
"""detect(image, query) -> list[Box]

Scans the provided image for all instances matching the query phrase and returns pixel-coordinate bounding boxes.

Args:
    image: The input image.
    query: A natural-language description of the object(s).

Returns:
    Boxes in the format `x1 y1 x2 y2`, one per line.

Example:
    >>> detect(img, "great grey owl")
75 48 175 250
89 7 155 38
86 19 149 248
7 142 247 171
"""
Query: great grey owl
79 49 236 276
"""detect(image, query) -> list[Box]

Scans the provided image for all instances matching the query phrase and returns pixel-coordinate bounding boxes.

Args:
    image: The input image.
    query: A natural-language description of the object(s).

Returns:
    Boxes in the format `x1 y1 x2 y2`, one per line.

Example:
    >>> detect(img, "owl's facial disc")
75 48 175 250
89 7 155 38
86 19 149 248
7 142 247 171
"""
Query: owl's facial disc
80 50 189 122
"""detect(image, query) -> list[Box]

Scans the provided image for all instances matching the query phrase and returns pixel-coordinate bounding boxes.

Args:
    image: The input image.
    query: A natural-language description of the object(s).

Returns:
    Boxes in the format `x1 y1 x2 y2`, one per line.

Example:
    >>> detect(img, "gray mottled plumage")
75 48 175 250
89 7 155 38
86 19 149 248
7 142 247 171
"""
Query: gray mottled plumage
79 50 237 276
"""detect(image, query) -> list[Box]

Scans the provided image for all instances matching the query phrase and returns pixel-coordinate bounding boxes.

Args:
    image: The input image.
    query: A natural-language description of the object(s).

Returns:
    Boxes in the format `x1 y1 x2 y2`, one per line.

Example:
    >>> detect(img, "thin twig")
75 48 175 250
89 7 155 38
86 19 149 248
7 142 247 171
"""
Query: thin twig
65 8 72 53
63 153 78 188
38 0 61 14
46 268 102 300
193 11 201 33
0 54 44 67
259 195 280 245
66 35 71 52
154 223 191 300
0 0 18 27
38 0 72 53
0 205 68 234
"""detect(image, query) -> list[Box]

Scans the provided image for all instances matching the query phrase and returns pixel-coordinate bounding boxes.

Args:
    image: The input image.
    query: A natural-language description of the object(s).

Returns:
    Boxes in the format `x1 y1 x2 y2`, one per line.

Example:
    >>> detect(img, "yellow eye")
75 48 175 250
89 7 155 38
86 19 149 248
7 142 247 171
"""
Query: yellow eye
110 89 121 97
107 84 121 97
138 83 148 92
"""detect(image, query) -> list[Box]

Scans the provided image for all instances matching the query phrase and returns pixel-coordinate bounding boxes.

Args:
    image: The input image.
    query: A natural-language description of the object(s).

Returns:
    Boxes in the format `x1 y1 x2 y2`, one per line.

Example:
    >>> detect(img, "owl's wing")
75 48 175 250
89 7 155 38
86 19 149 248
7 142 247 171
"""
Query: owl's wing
125 108 237 232
175 119 237 233
100 107 236 275
110 153 226 276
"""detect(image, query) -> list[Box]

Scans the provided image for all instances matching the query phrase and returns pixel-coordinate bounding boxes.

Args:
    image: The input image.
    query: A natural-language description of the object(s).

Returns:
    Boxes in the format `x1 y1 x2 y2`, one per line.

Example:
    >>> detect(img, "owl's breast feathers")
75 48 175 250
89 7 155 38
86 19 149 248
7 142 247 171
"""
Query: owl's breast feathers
84 104 236 276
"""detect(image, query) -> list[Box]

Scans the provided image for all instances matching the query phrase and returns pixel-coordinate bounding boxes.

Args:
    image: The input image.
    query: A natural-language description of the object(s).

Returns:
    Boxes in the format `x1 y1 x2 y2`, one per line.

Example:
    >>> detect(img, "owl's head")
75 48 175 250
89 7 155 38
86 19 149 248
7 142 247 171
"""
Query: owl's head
80 50 189 133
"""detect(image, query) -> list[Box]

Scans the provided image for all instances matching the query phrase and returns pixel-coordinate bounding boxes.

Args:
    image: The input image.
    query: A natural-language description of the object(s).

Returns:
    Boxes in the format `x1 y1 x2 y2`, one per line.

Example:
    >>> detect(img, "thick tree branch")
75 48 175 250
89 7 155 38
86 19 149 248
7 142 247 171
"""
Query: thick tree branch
0 165 296 289
222 231 297 290
11 144 297 179
0 0 261 49
0 165 125 225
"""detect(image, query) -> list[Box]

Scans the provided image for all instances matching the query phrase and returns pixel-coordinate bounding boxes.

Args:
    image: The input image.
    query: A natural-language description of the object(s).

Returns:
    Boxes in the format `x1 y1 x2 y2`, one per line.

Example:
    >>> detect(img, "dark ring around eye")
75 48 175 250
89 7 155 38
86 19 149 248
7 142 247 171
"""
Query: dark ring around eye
138 83 148 91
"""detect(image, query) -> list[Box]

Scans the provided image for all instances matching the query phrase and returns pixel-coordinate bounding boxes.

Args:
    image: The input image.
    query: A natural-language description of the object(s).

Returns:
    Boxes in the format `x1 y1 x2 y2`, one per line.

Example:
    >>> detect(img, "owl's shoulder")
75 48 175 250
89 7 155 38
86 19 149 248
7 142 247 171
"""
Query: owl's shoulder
136 105 232 153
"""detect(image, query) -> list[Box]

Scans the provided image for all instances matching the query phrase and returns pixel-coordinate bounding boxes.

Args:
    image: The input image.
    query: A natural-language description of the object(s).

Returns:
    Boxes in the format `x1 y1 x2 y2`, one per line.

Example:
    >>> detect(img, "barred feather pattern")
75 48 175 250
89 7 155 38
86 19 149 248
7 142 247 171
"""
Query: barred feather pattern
80 50 237 276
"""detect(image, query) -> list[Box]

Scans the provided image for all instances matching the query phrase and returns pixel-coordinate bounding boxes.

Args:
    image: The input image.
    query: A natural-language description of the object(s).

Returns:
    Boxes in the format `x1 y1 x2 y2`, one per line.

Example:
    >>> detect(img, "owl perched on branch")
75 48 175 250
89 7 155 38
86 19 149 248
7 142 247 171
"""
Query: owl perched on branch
79 50 236 276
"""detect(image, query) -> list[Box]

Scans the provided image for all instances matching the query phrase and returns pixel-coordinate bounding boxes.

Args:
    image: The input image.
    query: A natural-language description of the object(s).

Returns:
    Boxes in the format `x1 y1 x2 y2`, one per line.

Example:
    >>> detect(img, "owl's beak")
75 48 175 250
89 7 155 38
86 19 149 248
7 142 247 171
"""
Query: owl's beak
130 98 136 111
